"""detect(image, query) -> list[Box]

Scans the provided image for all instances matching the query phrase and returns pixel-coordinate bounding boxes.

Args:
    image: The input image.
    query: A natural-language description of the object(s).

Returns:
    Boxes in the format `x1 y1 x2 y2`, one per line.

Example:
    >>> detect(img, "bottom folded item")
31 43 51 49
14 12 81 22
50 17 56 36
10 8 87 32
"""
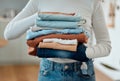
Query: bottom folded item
36 43 89 62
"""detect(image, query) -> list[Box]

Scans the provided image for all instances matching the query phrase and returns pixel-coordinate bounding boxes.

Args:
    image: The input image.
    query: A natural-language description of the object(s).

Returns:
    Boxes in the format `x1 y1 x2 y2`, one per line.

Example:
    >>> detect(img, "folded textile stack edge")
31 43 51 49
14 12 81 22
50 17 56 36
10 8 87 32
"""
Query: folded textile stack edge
26 12 90 62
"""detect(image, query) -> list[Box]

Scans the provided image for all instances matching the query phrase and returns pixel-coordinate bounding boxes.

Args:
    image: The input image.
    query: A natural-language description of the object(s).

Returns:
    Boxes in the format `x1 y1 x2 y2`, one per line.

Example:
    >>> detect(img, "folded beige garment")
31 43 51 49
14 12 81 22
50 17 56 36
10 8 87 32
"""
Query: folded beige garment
38 42 77 52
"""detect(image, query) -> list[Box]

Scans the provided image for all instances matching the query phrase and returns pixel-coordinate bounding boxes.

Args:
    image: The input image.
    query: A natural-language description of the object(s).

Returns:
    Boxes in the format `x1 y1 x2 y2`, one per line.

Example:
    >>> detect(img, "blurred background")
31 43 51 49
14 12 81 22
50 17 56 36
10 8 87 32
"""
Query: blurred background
0 0 120 81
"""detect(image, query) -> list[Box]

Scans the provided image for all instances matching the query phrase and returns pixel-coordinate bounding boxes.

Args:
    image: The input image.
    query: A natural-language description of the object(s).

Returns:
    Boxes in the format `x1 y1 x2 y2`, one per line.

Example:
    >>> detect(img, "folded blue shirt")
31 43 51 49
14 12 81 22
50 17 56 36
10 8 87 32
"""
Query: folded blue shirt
36 20 80 29
26 27 86 40
38 14 82 22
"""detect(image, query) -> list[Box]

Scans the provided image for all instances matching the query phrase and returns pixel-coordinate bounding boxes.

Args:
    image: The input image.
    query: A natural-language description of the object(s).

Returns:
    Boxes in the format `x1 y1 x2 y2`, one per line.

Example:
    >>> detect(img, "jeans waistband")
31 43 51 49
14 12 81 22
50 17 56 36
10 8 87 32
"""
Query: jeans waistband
41 58 84 72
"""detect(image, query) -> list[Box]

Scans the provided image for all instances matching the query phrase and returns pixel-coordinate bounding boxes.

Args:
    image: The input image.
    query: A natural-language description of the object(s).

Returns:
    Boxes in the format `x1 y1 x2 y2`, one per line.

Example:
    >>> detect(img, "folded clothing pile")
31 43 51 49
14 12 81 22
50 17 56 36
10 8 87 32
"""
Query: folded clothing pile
26 12 90 62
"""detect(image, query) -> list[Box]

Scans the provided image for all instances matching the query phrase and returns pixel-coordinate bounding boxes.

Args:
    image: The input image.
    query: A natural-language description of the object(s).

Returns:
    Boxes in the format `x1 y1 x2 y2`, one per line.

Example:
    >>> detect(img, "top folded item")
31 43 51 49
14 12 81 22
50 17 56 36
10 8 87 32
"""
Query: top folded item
37 13 85 22
39 12 75 16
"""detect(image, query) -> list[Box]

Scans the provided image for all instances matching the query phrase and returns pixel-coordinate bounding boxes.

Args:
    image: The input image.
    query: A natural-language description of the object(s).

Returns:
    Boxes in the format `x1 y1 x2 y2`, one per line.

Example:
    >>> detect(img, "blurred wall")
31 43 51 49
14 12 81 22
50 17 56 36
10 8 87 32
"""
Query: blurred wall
0 0 28 10
94 0 120 80
0 0 40 65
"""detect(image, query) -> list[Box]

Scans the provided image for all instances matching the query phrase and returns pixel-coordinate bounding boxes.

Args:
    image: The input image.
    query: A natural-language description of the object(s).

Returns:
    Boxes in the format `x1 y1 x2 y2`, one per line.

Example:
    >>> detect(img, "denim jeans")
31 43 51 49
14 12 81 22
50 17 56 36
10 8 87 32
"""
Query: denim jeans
38 58 96 81
37 43 89 62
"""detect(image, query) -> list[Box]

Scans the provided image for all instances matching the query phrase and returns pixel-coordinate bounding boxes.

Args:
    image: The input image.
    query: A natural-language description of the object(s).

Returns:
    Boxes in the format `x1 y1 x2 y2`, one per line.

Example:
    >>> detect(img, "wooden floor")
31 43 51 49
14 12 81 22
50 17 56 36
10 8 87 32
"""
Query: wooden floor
0 65 113 81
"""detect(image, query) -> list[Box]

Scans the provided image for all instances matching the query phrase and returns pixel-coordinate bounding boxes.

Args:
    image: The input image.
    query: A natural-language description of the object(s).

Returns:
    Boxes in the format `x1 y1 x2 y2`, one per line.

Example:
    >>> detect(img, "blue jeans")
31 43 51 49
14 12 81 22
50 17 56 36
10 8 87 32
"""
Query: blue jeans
37 43 89 62
38 58 96 81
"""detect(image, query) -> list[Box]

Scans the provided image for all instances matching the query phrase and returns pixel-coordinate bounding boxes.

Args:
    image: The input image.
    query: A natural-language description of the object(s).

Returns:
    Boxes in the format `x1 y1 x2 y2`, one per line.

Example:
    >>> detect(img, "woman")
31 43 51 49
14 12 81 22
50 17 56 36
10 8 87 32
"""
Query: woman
4 0 112 81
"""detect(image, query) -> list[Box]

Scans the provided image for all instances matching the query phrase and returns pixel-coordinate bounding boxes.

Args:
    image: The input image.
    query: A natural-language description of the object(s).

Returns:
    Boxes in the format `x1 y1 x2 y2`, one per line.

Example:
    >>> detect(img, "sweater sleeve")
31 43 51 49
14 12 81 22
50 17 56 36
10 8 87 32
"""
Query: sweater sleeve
86 1 112 58
4 0 39 40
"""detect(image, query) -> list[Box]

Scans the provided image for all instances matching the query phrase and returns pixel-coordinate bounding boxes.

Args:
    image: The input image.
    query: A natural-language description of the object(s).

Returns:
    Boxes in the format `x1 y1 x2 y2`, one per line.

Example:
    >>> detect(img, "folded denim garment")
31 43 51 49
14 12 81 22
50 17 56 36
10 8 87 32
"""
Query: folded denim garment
26 27 85 40
27 33 88 47
36 20 81 29
38 42 77 51
38 13 82 22
36 43 89 62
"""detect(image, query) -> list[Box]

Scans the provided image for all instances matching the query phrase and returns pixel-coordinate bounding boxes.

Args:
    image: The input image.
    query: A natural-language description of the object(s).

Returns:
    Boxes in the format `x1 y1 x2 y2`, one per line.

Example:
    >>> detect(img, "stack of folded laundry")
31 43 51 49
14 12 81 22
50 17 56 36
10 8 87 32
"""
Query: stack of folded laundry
26 12 90 61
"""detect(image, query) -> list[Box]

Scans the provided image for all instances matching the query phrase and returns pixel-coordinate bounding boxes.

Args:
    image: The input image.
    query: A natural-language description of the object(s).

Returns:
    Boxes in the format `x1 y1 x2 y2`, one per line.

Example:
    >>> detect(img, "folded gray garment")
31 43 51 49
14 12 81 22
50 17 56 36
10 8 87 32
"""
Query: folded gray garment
38 13 83 22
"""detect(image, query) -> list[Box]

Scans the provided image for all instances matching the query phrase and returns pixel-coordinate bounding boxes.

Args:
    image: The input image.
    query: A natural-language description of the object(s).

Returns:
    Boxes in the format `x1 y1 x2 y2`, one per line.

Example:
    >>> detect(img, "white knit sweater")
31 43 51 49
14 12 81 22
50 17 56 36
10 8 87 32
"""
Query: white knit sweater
4 0 112 63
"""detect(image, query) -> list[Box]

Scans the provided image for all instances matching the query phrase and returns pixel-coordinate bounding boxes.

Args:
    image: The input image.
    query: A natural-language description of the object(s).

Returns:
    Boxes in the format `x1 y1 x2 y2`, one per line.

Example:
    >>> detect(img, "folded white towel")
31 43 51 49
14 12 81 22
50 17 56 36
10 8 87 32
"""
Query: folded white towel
43 38 78 45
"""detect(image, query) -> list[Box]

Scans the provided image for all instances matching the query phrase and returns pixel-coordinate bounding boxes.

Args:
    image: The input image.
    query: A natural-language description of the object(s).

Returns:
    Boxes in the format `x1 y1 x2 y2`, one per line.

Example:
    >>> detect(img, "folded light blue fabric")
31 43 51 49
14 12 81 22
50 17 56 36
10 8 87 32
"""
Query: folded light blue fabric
36 20 80 29
38 14 82 21
26 27 86 40
26 29 57 40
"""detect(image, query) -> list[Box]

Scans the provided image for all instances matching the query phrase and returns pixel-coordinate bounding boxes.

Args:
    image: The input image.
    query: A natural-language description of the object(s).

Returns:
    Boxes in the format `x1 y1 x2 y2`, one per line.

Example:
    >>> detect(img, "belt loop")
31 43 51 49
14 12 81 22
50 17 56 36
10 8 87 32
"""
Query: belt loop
81 62 88 75
74 63 77 72
51 61 54 71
